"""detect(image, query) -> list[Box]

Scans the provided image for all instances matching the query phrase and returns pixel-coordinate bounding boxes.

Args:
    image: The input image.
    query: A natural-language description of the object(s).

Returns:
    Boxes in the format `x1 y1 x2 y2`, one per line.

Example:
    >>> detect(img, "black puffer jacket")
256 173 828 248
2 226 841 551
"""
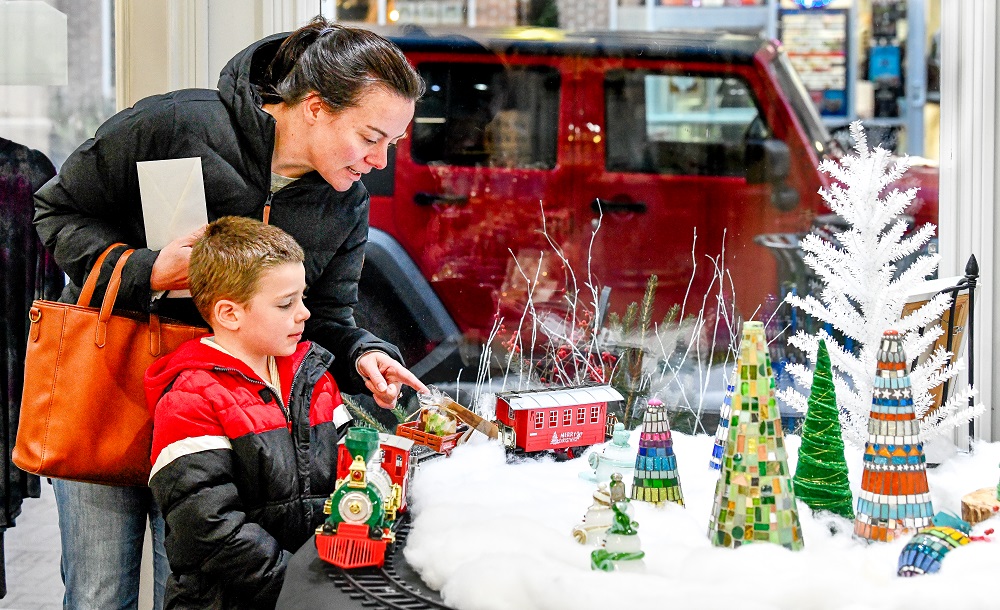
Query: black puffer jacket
33 33 399 393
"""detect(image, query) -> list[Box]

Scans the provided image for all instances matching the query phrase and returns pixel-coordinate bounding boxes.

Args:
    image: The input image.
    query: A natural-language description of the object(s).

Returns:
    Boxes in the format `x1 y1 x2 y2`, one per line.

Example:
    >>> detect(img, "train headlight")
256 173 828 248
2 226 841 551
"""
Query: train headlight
338 491 373 523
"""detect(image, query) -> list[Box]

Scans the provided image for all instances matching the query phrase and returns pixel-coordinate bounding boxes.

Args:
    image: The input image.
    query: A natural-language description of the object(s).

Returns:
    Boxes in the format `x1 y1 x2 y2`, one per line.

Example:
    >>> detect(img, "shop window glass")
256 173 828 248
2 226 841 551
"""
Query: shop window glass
412 63 559 169
0 1 115 169
605 70 766 176
324 0 468 25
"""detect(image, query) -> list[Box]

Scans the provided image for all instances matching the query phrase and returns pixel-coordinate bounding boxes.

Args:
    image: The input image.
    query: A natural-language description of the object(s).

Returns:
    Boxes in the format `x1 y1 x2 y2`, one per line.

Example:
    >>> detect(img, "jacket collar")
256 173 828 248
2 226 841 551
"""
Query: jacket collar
217 33 287 185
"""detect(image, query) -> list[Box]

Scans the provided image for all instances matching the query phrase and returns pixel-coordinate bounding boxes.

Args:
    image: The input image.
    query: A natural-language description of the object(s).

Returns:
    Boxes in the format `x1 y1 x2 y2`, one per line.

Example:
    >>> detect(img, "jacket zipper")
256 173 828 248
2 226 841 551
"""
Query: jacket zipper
212 366 290 423
285 345 319 506
262 191 273 225
286 344 317 443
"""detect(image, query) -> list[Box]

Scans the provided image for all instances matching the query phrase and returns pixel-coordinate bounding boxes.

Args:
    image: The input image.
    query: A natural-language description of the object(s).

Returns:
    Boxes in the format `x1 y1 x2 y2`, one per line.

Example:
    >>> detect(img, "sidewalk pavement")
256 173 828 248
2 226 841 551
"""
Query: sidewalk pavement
1 482 62 609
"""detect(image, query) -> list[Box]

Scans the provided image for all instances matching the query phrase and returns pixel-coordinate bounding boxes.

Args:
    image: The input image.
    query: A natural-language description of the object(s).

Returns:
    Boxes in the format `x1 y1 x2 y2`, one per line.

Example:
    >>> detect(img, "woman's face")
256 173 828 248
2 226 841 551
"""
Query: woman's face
304 87 415 192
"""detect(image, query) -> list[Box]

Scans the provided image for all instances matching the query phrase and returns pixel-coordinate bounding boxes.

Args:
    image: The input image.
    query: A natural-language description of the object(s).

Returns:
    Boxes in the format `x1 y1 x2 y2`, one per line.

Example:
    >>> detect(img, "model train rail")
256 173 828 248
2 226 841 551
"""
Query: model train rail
324 514 451 610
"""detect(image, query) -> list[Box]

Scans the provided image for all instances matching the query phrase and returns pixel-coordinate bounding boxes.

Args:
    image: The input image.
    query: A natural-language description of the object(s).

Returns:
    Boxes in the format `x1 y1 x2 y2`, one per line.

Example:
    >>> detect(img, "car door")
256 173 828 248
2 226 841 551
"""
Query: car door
571 57 809 321
381 53 574 340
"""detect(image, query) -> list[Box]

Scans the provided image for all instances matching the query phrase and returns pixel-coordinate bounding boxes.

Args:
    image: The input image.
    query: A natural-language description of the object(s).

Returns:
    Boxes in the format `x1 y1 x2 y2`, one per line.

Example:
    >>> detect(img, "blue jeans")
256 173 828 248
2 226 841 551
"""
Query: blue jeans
52 479 169 610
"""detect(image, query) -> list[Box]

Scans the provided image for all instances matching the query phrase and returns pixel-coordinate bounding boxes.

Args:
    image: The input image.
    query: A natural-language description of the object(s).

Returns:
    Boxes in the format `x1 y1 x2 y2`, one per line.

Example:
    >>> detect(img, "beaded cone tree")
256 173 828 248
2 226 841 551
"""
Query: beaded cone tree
631 398 684 506
792 339 854 520
708 322 803 550
854 330 934 542
709 369 737 471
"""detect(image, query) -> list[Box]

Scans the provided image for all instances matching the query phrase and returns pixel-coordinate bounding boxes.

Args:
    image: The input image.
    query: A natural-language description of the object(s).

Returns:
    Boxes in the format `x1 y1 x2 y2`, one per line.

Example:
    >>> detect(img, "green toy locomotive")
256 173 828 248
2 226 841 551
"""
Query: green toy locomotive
315 427 412 569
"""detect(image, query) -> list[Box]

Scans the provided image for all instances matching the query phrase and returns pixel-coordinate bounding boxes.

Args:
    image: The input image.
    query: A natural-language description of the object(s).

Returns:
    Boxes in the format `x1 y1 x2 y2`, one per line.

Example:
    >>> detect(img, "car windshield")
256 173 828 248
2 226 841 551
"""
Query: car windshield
772 50 841 158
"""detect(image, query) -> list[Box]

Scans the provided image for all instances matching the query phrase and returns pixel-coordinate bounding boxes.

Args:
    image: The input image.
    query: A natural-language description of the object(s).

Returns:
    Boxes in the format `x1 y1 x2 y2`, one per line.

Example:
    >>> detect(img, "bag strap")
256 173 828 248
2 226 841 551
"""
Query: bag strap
95 249 135 348
78 243 128 307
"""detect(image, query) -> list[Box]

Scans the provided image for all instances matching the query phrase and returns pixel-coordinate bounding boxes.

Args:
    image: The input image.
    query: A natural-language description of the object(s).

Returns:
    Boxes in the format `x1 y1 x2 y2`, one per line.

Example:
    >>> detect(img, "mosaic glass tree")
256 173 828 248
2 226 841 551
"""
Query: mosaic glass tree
708 321 803 550
854 330 933 542
709 369 737 471
631 398 684 506
793 339 854 520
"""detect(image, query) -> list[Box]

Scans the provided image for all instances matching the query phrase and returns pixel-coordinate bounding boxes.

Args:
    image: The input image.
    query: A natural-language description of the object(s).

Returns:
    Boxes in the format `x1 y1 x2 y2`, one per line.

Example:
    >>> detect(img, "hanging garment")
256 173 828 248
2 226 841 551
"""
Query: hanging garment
0 137 65 597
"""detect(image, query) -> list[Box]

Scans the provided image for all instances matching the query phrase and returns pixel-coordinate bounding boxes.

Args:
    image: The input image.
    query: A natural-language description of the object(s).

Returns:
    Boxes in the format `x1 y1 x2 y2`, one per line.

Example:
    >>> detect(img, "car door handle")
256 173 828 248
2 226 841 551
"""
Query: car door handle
591 198 647 214
414 192 469 206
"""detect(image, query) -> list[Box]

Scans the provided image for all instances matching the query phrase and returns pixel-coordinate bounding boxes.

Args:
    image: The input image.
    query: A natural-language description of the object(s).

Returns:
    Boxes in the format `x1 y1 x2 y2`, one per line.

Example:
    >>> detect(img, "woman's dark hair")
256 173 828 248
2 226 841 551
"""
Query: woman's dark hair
261 17 424 110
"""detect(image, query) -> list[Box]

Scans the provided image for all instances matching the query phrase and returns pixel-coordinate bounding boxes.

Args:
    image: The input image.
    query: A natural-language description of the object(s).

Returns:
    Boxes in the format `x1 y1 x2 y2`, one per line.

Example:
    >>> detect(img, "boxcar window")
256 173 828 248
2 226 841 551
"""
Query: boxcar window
412 62 560 169
563 409 572 426
590 405 600 423
550 410 558 427
534 411 544 429
577 407 586 424
605 70 769 176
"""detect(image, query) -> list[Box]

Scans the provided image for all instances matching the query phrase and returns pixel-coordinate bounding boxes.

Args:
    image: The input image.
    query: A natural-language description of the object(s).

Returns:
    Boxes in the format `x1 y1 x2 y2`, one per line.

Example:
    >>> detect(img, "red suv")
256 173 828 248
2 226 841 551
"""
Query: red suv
356 27 939 381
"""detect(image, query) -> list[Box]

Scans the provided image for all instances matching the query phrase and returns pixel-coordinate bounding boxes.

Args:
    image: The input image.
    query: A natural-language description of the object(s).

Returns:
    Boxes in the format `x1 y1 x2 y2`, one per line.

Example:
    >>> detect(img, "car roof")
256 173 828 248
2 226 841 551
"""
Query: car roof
374 25 770 65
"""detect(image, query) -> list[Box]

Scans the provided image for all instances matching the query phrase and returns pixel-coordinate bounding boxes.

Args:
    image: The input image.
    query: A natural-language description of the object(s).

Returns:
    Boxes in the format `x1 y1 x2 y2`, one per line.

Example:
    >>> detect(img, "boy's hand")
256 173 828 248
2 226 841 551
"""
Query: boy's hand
356 352 429 408
150 225 206 291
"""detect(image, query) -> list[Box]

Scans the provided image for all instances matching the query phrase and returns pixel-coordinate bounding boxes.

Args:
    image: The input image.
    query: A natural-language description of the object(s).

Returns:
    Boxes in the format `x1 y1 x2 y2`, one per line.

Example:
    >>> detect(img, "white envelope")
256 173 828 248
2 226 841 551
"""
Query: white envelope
137 157 208 249
137 157 209 298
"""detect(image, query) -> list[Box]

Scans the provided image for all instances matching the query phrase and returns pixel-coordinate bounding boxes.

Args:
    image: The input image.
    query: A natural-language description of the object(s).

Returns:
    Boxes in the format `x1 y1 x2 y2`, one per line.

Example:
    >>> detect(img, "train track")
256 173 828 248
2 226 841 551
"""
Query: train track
324 514 452 610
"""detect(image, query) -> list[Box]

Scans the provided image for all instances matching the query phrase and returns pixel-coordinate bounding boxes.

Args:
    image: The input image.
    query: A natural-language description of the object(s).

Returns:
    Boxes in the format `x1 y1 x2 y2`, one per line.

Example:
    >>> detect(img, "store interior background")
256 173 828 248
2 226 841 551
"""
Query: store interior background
0 0 946 169
322 0 942 161
0 1 996 609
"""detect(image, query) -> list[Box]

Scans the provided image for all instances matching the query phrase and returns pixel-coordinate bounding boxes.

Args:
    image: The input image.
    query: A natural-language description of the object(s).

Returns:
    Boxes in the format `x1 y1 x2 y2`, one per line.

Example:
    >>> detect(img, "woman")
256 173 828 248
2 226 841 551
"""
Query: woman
33 18 426 609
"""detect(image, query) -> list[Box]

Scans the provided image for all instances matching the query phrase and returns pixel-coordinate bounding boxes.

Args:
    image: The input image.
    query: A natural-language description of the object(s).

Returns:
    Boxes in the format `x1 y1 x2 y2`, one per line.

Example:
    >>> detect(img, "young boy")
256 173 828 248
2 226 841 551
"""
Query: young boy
145 216 352 610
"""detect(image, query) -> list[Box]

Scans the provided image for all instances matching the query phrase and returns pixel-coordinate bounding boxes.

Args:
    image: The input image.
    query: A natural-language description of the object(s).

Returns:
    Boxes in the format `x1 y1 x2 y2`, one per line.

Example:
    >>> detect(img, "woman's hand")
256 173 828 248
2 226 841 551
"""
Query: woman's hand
356 351 429 408
150 225 206 291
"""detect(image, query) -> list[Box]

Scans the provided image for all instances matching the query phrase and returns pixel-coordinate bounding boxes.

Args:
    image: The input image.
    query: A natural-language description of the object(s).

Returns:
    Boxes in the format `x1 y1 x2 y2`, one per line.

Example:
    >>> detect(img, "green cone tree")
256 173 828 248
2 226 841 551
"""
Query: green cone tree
792 339 855 519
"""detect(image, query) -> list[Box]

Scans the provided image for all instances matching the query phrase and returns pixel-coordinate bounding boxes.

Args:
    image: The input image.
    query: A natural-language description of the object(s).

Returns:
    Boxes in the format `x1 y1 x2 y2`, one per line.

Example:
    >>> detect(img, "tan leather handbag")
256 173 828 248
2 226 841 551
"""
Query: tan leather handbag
13 244 206 486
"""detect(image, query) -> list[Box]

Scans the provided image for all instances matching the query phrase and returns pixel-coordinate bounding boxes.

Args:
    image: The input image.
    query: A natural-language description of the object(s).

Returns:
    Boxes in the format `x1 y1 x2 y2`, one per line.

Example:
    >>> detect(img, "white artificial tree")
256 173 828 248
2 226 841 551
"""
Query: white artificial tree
777 122 982 445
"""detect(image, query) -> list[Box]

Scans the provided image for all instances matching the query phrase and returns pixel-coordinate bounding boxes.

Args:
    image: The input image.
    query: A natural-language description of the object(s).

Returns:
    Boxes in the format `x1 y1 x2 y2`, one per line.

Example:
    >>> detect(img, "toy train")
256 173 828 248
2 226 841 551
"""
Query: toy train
317 385 623 569
315 427 418 569
397 385 623 460
493 385 623 459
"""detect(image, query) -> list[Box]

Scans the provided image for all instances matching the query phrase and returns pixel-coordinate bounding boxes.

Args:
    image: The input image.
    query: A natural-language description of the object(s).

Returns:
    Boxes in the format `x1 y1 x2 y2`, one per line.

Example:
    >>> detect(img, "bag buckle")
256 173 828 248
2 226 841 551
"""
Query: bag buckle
28 307 41 342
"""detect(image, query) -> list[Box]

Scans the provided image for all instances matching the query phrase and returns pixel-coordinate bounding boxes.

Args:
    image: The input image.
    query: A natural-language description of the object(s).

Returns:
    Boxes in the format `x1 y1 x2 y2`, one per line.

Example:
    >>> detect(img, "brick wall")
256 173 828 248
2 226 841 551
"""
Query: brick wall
472 0 610 30
556 0 609 29
475 0 519 26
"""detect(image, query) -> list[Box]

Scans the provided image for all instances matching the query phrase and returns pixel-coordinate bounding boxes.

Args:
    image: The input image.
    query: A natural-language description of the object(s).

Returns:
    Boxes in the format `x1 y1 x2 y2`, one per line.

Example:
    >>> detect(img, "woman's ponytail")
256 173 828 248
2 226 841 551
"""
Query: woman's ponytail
260 16 423 109
260 17 329 104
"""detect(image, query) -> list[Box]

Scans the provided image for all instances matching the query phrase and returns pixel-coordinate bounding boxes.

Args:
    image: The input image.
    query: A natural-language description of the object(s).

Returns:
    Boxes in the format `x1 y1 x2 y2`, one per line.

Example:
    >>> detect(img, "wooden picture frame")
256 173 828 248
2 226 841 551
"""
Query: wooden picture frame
901 276 972 421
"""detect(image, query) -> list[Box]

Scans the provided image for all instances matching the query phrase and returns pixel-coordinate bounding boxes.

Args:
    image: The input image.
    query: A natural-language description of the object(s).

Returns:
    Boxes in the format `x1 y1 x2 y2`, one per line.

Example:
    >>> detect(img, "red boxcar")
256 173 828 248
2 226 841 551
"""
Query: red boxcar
494 385 623 456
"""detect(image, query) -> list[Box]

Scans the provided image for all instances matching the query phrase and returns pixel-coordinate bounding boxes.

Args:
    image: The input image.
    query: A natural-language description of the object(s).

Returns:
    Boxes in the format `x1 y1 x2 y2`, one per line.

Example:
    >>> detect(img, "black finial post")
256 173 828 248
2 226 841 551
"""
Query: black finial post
965 254 978 452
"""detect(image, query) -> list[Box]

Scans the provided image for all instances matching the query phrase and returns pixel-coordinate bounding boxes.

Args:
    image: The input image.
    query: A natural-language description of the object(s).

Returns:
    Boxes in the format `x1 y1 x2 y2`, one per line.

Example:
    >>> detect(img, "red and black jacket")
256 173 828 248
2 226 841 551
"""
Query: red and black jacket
146 338 350 610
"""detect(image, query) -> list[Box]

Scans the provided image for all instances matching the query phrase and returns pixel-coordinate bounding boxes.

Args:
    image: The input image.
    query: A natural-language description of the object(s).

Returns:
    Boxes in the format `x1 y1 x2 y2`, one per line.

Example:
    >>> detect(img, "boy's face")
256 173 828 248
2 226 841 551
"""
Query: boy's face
235 262 310 359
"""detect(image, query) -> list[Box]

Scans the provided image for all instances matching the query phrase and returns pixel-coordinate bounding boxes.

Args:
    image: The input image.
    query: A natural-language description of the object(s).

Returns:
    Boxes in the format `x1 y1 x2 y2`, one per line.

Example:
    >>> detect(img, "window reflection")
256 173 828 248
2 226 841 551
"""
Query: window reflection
0 0 115 168
413 63 559 169
606 71 766 176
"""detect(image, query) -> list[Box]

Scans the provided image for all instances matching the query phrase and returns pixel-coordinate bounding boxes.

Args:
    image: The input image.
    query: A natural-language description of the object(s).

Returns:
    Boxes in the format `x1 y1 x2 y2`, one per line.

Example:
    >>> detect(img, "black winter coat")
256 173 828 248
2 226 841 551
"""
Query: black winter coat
33 33 400 393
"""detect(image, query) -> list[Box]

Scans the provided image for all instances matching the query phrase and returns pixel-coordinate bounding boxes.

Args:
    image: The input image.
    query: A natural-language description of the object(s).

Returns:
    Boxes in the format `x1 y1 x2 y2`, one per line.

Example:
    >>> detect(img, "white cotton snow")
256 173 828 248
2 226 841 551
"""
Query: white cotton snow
403 431 1000 610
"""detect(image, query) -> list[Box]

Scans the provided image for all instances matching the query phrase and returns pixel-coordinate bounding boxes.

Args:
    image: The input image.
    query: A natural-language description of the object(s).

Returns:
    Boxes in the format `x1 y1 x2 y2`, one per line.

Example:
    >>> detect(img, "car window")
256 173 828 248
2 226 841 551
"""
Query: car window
605 70 767 176
412 62 560 169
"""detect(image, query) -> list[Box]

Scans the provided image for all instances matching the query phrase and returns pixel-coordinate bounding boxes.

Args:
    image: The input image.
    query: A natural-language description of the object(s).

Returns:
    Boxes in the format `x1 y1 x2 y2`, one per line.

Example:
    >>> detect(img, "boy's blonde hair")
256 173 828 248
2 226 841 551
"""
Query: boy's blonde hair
190 216 305 324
